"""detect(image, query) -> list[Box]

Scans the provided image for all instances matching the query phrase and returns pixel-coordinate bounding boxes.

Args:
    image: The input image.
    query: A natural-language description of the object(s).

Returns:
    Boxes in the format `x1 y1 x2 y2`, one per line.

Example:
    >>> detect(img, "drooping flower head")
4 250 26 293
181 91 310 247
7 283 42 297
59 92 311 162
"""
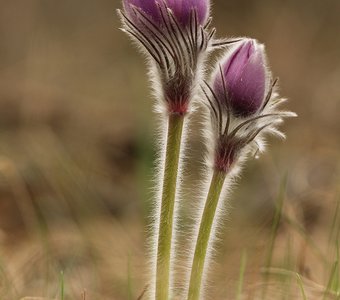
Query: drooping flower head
203 38 296 172
213 39 268 117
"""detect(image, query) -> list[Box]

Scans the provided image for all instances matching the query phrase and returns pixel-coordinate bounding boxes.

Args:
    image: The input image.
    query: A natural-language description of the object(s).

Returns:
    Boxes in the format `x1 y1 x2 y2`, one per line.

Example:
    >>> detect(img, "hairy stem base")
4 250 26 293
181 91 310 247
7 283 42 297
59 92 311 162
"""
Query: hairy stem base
188 170 227 300
156 114 185 300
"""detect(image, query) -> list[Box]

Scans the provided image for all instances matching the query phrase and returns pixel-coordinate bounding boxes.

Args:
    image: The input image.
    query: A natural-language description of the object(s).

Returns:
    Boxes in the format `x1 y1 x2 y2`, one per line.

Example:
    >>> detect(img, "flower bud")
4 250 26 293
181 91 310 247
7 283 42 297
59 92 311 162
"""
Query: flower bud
120 0 214 115
123 0 209 27
214 39 268 117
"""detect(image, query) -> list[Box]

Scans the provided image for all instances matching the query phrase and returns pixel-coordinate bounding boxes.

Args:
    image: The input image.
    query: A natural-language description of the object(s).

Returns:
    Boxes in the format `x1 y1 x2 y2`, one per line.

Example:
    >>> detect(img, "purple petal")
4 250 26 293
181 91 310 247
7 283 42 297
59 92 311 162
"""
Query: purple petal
123 0 209 27
123 0 161 23
166 0 209 26
214 39 267 117
224 41 255 87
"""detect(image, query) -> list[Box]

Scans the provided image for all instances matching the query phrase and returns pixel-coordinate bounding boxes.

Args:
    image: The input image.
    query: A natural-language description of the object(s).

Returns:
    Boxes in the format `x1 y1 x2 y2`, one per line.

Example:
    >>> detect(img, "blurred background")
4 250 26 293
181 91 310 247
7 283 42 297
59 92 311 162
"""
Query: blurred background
0 0 339 299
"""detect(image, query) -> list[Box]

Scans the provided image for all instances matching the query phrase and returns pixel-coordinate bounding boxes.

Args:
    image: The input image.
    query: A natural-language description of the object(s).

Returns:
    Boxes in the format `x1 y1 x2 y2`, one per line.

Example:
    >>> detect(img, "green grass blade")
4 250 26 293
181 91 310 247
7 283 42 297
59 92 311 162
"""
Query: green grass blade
296 274 307 300
262 175 287 299
60 270 65 300
324 261 339 300
127 253 133 300
328 196 340 245
236 249 247 300
333 242 340 293
265 174 287 270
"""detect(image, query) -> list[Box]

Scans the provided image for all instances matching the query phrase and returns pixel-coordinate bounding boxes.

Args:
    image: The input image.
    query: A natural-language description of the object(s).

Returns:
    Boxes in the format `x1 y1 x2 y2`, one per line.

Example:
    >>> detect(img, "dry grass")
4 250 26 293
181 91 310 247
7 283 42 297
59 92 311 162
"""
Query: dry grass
0 0 339 299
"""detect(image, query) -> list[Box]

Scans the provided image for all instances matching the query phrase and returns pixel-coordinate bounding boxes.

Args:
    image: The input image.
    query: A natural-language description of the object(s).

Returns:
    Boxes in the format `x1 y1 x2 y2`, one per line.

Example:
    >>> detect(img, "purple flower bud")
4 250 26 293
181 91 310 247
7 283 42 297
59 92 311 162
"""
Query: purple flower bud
166 0 209 26
214 39 268 117
120 0 213 115
123 0 209 27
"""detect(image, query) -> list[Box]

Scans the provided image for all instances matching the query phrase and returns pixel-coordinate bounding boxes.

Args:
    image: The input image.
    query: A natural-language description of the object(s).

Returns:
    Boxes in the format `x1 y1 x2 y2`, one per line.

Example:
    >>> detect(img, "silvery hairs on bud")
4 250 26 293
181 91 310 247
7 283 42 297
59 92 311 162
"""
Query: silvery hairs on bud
186 38 297 299
205 38 297 173
117 1 235 298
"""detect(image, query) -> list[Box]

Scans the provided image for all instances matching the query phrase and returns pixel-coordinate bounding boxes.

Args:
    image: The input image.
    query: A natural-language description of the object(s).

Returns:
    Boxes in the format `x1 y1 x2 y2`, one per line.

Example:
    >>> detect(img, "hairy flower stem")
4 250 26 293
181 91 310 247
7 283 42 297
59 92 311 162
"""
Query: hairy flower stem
156 114 185 300
188 170 227 300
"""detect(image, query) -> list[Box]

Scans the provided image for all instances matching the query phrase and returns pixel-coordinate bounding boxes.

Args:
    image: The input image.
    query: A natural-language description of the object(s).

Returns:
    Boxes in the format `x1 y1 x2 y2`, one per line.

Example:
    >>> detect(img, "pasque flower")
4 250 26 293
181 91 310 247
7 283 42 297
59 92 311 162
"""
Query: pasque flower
187 38 296 300
214 39 267 117
119 0 216 115
119 0 297 297
205 38 297 172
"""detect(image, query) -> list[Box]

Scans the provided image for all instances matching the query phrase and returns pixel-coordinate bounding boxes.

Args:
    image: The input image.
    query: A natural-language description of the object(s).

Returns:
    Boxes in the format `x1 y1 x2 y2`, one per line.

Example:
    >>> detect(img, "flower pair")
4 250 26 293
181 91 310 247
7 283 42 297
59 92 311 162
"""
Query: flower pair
118 1 295 300
120 0 287 127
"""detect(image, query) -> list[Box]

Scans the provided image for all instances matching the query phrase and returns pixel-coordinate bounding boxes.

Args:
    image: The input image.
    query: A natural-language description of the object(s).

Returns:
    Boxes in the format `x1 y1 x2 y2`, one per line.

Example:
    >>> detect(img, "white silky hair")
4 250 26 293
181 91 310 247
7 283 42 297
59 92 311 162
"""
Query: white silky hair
179 40 296 299
124 27 216 300
145 41 294 300
180 107 251 299
145 51 218 300
119 5 296 297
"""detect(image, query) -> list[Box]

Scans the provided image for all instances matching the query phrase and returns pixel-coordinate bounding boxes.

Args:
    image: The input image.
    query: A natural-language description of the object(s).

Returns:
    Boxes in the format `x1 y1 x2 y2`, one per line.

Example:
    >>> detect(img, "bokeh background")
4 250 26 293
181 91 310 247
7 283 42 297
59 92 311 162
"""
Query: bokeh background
0 0 339 299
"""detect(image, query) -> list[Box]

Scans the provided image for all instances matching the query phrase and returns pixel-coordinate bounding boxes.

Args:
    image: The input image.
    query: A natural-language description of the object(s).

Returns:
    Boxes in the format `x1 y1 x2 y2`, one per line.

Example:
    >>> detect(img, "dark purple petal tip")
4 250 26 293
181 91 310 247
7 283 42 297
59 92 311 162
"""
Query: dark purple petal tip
123 0 210 27
214 39 268 117
123 0 161 23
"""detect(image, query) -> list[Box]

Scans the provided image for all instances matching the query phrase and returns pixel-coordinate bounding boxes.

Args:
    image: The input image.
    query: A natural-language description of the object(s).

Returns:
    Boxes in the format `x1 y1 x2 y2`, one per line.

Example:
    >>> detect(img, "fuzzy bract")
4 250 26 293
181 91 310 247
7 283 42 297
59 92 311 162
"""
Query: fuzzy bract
203 38 296 173
119 0 216 115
